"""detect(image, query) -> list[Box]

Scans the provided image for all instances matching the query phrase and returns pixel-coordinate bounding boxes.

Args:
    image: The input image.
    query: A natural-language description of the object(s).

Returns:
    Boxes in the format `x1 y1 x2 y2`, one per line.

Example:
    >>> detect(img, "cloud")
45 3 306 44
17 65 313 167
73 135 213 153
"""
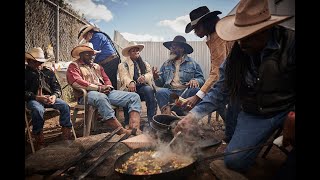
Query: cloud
121 32 165 42
65 0 113 22
157 15 190 33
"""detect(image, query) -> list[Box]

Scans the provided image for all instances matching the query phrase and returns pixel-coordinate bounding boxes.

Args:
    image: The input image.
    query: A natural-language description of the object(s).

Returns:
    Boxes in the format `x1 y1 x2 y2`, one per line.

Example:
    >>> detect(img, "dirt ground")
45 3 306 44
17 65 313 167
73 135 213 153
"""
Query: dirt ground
25 101 291 179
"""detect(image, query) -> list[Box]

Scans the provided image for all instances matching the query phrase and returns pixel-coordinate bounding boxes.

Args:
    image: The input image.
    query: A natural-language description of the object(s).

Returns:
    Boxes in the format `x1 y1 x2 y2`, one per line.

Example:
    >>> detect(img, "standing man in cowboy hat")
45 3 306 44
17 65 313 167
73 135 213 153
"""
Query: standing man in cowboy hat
118 41 157 125
184 6 240 143
66 43 142 135
25 47 74 150
152 35 205 116
174 0 295 173
78 24 121 90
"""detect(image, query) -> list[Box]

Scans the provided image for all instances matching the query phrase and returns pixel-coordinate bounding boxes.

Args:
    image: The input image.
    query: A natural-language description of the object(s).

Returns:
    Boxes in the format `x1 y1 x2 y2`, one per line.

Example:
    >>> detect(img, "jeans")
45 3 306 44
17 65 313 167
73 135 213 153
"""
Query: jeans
224 110 289 172
82 90 141 121
27 98 72 134
156 87 199 116
124 85 157 125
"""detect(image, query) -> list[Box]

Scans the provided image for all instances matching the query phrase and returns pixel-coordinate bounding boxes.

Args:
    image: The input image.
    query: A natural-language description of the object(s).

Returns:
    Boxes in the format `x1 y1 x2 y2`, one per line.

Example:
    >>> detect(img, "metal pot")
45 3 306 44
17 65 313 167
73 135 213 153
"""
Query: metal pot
149 115 181 142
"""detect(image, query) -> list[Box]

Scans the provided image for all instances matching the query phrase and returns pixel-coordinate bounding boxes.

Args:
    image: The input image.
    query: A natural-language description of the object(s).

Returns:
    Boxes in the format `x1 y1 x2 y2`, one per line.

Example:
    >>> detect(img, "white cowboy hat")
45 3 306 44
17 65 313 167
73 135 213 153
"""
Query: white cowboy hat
163 35 193 54
77 24 99 42
71 42 97 59
121 41 145 57
216 0 293 41
185 6 222 33
25 47 48 63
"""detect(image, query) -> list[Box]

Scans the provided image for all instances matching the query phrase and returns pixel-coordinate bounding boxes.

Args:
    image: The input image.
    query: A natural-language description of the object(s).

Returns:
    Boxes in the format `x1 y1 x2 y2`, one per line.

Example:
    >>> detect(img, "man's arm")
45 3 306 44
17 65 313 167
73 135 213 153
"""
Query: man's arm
154 63 165 87
47 70 62 98
118 62 133 88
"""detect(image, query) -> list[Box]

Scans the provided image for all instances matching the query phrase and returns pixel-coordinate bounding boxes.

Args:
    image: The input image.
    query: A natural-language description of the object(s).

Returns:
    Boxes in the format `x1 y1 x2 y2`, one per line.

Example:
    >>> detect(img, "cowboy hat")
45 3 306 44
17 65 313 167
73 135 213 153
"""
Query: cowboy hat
185 6 222 33
216 0 293 41
163 35 193 54
25 47 48 63
122 41 145 57
71 42 97 59
77 24 99 42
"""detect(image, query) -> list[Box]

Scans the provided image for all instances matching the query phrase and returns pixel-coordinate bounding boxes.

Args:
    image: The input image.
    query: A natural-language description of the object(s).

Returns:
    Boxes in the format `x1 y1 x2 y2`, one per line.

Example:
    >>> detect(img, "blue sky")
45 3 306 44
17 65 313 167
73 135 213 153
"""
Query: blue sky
65 0 239 41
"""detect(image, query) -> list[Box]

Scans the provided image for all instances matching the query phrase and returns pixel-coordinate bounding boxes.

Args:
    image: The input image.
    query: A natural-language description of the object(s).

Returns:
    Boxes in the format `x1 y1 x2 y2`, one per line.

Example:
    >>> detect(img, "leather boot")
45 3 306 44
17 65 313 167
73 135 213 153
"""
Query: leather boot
160 105 172 115
129 111 142 135
105 118 131 135
61 127 73 140
33 131 45 151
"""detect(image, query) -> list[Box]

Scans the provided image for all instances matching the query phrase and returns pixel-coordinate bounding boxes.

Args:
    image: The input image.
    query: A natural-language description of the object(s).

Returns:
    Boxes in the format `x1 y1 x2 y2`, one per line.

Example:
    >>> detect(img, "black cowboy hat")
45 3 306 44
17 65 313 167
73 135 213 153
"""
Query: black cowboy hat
185 6 222 33
163 35 193 54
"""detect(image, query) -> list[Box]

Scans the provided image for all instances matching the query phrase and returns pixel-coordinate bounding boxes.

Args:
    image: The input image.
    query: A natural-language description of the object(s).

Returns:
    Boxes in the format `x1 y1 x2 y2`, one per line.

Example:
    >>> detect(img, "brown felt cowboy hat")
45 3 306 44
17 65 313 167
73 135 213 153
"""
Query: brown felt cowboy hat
25 47 48 63
122 41 145 57
71 43 98 59
216 0 293 41
163 35 193 54
185 6 222 33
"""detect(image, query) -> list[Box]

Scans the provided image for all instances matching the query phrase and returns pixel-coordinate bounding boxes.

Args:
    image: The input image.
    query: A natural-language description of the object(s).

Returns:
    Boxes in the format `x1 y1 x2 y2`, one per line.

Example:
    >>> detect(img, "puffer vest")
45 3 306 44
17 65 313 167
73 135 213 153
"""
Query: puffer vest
231 26 295 117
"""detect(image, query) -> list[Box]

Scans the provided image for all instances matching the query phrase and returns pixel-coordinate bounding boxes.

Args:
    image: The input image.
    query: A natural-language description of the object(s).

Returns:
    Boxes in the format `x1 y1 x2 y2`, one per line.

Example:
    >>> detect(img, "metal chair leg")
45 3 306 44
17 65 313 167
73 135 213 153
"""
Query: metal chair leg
262 127 283 158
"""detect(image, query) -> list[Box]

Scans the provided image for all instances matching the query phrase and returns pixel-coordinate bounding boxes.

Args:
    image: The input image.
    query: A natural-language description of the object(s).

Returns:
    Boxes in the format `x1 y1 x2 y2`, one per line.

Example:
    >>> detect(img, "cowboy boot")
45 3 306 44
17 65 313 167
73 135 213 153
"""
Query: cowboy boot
129 111 142 135
160 104 172 115
33 131 45 151
105 118 131 135
61 127 73 140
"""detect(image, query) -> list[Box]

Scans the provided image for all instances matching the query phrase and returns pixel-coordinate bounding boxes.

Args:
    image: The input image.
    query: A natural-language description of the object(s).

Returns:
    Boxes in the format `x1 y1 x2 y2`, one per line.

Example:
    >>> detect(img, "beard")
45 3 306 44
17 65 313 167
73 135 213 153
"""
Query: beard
168 51 182 61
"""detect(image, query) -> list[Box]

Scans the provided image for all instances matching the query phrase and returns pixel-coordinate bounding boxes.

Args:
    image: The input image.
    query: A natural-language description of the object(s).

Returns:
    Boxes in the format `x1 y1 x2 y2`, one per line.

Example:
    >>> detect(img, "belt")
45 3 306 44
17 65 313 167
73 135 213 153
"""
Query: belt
98 54 119 66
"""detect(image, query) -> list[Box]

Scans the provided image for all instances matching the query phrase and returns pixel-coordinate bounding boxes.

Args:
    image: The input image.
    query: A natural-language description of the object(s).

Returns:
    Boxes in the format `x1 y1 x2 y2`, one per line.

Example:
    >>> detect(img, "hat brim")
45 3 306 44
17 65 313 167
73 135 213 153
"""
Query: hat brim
122 44 145 57
185 10 222 33
71 46 96 59
163 41 193 54
78 25 95 42
25 53 47 63
216 14 293 41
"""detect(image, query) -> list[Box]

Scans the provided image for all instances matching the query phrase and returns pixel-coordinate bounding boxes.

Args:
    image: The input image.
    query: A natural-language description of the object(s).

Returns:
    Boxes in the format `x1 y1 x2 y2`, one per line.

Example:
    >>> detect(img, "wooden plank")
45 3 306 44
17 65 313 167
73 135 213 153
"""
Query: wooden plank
210 160 248 180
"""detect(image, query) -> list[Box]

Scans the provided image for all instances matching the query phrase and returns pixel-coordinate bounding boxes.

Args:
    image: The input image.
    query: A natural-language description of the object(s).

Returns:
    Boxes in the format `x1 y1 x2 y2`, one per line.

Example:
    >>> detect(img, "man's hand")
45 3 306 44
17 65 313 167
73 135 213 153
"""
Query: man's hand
152 67 160 80
181 95 201 110
282 111 295 147
47 95 57 105
36 95 50 104
137 75 146 84
100 85 113 94
173 113 197 136
128 82 136 92
185 79 199 88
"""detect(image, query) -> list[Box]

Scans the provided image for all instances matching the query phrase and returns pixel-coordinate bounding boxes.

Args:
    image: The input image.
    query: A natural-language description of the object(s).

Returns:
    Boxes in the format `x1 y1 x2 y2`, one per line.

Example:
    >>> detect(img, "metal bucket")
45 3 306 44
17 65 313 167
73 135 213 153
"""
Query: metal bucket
149 115 181 141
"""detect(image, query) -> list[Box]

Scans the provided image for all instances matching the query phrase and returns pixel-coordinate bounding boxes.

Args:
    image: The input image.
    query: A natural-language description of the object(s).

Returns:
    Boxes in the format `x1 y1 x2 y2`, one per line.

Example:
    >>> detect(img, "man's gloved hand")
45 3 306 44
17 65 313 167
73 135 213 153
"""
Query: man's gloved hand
282 111 295 147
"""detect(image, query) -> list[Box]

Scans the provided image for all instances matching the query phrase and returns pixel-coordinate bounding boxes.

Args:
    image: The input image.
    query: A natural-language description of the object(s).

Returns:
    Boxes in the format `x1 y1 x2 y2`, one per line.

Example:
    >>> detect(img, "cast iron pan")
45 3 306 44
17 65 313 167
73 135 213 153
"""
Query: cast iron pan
114 147 196 180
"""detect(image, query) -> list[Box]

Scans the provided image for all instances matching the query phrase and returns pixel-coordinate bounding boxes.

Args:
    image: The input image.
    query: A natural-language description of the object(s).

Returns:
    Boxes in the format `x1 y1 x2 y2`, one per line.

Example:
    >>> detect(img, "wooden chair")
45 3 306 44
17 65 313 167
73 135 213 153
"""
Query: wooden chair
25 106 77 154
71 88 119 137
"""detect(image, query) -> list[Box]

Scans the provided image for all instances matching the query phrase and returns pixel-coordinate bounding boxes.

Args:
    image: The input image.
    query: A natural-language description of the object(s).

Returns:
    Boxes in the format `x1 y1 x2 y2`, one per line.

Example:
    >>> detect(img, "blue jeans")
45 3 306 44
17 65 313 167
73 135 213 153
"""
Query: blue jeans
82 90 141 121
27 98 72 134
224 110 289 172
156 87 199 116
124 85 157 124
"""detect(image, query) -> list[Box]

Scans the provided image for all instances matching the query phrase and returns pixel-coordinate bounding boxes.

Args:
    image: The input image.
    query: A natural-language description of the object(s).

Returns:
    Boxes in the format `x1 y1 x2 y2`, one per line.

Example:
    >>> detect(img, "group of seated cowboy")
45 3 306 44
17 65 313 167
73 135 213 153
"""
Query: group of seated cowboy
25 0 295 178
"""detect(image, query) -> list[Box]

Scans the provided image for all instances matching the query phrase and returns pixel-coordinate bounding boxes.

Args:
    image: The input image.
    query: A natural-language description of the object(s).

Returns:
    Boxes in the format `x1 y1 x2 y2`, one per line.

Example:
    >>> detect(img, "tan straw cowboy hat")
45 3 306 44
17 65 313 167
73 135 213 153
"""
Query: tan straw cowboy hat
163 35 193 54
216 0 293 41
25 47 48 63
71 42 97 59
185 6 221 33
122 41 145 57
77 24 100 42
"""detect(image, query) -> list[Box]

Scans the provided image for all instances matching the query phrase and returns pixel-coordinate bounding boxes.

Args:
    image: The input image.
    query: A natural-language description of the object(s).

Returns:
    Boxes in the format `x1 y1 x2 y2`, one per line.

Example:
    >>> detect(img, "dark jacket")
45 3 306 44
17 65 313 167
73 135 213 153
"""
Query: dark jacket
25 65 62 102
230 26 295 116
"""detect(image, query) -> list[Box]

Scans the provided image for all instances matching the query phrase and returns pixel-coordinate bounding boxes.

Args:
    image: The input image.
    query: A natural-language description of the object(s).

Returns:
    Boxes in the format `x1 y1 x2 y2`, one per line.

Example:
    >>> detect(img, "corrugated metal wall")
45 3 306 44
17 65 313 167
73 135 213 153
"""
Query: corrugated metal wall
114 31 211 79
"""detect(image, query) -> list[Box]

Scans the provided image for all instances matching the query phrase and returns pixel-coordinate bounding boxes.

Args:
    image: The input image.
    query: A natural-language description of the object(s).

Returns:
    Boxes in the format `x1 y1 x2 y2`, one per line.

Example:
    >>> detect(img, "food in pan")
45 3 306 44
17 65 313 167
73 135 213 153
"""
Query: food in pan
115 150 193 175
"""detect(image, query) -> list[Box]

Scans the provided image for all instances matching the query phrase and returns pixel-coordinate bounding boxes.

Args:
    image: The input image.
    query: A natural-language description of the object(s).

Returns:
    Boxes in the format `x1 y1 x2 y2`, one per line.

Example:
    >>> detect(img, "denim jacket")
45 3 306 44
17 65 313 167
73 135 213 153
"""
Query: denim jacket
154 55 205 89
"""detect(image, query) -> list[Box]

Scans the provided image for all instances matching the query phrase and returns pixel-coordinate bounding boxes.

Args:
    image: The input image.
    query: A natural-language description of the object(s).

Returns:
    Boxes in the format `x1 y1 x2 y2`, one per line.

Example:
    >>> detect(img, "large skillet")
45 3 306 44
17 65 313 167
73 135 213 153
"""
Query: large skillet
114 147 196 180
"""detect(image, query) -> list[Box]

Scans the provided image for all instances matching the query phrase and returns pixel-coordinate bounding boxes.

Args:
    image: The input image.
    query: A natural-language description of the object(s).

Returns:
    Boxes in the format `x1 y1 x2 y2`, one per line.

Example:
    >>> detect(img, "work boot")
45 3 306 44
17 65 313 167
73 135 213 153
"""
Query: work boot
61 126 73 140
33 131 45 151
105 118 131 135
129 111 142 135
160 105 172 115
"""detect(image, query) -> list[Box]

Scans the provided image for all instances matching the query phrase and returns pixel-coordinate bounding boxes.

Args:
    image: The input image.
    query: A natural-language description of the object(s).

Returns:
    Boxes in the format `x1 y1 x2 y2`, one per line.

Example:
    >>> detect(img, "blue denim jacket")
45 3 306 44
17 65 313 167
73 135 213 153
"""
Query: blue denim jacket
154 55 205 89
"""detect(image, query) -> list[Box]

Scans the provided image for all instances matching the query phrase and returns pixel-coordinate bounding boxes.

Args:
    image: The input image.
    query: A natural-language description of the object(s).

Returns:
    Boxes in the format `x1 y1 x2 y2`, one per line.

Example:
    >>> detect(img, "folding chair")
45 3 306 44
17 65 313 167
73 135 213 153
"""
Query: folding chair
25 105 77 154
261 127 290 158
71 88 119 137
